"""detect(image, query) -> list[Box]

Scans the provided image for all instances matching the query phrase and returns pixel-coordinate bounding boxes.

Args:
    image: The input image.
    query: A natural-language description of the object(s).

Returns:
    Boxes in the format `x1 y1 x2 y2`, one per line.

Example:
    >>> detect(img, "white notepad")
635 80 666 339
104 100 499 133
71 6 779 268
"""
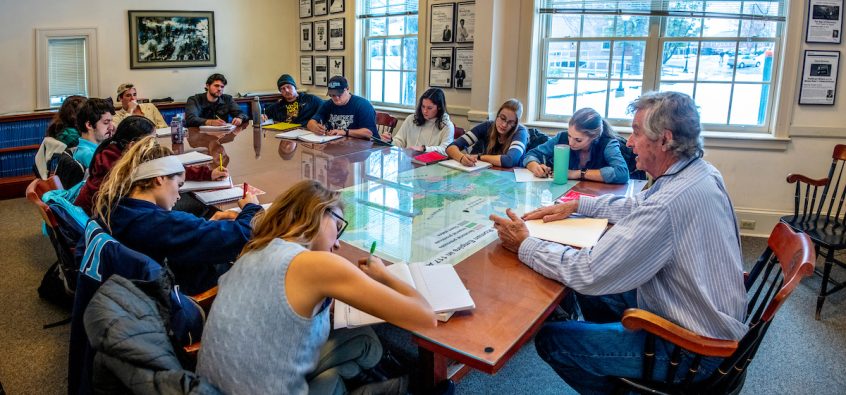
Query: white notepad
193 186 244 205
274 129 312 139
525 217 609 248
333 262 475 329
438 159 492 172
174 151 213 165
179 176 233 192
514 168 553 182
199 124 236 132
155 127 172 137
275 129 343 143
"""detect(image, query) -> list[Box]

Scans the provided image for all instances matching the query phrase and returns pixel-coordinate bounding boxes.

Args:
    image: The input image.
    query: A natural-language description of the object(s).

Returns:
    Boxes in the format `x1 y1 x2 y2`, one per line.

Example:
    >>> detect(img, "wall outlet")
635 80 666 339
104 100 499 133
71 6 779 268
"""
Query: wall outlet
740 220 757 230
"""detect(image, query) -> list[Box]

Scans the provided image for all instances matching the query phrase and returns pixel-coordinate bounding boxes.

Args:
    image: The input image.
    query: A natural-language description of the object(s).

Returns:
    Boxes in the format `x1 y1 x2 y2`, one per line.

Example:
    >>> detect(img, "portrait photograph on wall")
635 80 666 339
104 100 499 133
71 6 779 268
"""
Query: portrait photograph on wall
301 56 314 85
329 18 345 50
329 56 344 79
314 0 328 16
429 47 454 88
300 22 313 51
454 48 473 89
455 2 475 43
299 0 312 18
315 56 329 86
128 10 216 69
315 20 328 51
430 3 455 44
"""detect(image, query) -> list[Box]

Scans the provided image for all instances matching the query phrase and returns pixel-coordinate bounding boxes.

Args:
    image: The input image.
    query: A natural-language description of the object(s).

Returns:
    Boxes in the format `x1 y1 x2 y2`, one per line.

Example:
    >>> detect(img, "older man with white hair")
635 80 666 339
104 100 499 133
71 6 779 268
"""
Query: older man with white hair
490 91 746 394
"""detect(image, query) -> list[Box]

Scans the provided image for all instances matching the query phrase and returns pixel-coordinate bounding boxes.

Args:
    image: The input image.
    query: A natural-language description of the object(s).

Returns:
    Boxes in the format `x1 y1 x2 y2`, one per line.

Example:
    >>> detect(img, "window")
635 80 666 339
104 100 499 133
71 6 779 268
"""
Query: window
36 28 99 109
359 0 418 107
537 1 785 132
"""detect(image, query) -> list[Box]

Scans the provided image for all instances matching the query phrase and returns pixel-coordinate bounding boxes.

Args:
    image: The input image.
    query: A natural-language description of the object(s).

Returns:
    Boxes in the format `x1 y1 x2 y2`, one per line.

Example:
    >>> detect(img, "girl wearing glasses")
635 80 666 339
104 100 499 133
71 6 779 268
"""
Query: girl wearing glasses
92 136 261 295
198 180 437 394
445 98 528 168
522 107 629 184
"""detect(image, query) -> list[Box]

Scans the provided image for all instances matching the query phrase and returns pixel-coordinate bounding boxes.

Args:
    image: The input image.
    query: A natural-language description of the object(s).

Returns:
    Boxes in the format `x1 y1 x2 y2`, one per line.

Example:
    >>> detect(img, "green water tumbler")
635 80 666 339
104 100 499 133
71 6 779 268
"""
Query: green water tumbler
553 144 570 185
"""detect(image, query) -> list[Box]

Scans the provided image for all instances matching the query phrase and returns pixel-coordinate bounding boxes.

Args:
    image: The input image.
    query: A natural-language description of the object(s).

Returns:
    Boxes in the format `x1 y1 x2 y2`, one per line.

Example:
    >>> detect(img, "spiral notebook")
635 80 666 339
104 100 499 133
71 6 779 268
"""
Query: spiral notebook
193 186 243 205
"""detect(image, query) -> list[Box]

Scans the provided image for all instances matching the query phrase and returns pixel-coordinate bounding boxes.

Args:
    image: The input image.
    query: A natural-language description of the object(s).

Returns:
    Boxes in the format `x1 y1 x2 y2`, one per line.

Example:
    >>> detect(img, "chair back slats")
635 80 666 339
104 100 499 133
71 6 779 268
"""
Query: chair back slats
375 112 398 137
822 159 845 224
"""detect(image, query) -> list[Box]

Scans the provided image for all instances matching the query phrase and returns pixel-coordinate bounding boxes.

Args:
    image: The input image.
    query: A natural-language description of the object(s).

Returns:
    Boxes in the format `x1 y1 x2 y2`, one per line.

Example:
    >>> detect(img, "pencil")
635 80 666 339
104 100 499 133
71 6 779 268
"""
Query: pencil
219 154 223 171
243 182 249 199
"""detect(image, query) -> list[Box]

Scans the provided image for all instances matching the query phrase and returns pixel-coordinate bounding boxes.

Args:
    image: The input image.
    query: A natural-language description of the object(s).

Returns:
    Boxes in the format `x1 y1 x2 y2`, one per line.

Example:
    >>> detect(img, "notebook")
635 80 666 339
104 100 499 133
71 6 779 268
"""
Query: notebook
260 119 275 126
193 186 244 205
333 262 475 329
438 159 492 172
264 121 302 131
179 176 233 192
174 151 213 165
514 168 553 182
199 124 236 132
155 127 172 137
556 190 596 204
411 151 448 166
275 129 344 144
524 217 609 248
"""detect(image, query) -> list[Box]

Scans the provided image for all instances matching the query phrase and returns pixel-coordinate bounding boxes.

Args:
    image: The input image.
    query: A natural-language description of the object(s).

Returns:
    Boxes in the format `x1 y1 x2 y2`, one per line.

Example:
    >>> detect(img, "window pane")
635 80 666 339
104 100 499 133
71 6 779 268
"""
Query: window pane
740 2 778 37
385 39 402 70
695 83 732 124
549 15 581 38
388 16 405 35
661 42 697 81
612 41 645 80
703 2 740 37
368 71 383 102
545 79 575 116
583 15 615 37
615 16 648 37
547 41 578 78
368 40 384 69
368 17 386 36
665 18 702 38
608 80 641 119
402 72 416 106
384 71 401 103
731 42 774 82
730 84 767 125
406 15 418 34
698 42 735 81
402 37 417 70
574 80 609 116
579 42 610 78
659 82 695 98
48 37 87 99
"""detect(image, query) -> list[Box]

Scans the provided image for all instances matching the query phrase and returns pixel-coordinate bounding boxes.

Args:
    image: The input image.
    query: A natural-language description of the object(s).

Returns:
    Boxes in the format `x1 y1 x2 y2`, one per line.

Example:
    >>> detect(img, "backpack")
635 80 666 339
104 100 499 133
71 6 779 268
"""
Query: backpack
615 135 647 180
526 128 550 152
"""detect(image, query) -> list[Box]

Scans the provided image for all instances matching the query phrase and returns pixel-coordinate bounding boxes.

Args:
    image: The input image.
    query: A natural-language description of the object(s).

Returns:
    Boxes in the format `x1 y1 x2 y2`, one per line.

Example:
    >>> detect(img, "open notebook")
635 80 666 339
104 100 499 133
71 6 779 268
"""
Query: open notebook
333 263 475 329
438 159 492 173
524 217 609 248
193 186 243 205
174 151 213 165
275 129 343 143
179 176 232 192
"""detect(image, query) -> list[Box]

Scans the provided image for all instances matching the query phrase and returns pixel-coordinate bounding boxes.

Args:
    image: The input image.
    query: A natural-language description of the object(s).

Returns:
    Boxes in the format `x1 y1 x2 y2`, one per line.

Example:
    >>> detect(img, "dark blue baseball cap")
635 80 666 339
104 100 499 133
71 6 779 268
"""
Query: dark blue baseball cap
327 76 348 96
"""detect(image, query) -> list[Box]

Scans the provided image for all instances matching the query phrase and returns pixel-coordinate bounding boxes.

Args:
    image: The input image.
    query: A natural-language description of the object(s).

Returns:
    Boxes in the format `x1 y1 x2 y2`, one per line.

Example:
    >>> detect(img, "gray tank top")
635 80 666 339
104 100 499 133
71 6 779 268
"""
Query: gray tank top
197 238 331 395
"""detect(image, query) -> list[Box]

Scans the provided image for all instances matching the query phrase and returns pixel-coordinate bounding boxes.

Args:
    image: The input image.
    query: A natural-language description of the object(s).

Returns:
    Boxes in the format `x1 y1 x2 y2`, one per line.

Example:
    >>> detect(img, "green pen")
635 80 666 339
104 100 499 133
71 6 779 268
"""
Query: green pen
368 241 377 265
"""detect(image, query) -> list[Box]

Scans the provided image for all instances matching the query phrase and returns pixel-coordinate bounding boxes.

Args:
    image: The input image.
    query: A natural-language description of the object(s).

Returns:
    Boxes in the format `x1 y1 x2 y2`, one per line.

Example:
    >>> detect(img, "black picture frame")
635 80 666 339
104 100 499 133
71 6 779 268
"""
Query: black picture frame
329 56 344 79
329 0 344 14
314 20 329 51
430 3 455 44
455 2 475 44
798 50 840 105
128 10 216 69
300 56 314 85
454 47 473 89
314 0 328 16
806 0 844 44
429 47 454 88
314 56 329 87
299 0 312 18
300 22 313 51
329 18 345 50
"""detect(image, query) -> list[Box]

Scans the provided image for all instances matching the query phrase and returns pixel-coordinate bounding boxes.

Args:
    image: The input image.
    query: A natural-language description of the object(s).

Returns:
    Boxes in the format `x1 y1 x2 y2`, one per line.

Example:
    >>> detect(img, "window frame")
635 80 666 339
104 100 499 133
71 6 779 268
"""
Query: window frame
359 9 418 109
35 28 100 110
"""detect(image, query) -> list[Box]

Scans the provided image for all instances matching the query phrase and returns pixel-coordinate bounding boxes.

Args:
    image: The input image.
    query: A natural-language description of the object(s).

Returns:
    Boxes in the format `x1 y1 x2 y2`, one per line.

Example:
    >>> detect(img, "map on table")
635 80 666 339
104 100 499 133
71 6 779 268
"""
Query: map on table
339 151 577 266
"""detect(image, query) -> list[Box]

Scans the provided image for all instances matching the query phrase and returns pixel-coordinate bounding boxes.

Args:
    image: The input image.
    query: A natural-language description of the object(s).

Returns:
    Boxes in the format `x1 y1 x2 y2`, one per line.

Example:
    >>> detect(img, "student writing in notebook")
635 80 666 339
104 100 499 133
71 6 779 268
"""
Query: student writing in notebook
383 88 454 154
522 107 629 184
92 136 262 295
198 180 436 395
75 116 230 216
184 73 248 127
306 76 378 139
445 98 528 168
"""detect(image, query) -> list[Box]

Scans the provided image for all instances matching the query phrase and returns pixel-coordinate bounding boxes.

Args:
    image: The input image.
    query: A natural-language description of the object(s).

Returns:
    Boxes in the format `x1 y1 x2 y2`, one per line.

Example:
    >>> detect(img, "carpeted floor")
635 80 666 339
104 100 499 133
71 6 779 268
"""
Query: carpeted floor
1 196 845 394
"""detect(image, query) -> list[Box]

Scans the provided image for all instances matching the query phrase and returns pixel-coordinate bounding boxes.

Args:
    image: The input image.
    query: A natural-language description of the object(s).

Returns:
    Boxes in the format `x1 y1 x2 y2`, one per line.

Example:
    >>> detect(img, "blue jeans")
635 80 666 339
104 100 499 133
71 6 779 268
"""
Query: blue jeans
534 291 721 394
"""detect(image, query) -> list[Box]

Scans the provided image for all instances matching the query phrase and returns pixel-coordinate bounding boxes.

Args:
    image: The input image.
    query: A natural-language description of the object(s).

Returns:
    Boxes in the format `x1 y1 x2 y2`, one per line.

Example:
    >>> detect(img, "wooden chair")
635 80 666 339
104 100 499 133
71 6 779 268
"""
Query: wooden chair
26 176 79 294
183 286 218 361
780 143 846 319
612 223 815 394
453 126 465 140
375 112 398 138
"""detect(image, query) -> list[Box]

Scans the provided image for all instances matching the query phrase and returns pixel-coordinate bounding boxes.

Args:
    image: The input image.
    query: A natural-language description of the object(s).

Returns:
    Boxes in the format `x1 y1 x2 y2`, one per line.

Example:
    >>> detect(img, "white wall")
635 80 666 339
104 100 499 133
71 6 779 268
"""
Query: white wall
0 0 298 114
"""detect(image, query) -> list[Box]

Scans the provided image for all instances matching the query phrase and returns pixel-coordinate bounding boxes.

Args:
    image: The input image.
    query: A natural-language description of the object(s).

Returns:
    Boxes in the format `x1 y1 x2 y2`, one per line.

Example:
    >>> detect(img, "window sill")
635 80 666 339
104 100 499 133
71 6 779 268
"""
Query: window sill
373 105 415 115
523 121 790 151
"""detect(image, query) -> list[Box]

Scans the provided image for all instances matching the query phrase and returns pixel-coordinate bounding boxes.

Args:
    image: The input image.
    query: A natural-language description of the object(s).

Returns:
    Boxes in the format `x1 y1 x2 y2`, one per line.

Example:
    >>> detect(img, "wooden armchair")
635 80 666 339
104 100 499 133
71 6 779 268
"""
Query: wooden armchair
453 126 465 141
613 223 815 394
26 176 78 296
780 143 846 319
375 112 398 139
182 286 218 361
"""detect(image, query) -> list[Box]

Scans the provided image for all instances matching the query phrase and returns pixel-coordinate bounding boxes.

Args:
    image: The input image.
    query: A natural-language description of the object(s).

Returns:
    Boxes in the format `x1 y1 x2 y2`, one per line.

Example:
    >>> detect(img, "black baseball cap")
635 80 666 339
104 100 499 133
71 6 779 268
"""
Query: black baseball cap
327 76 348 96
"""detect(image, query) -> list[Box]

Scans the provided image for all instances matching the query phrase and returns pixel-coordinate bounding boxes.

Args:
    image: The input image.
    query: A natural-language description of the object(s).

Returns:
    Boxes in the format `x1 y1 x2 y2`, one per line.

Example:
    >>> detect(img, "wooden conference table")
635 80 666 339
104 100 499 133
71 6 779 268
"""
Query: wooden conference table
163 125 646 388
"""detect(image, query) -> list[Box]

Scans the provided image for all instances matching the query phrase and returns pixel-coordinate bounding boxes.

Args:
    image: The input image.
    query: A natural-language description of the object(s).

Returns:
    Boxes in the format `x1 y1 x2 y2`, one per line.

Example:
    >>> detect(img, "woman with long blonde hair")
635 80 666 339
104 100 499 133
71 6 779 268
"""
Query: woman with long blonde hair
198 180 437 395
92 136 262 294
445 98 528 168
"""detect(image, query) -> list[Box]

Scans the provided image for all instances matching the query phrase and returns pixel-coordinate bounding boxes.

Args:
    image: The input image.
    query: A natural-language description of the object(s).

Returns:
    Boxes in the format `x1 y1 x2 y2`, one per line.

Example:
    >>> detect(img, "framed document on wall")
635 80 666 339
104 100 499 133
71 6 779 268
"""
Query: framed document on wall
454 48 473 89
299 0 312 18
314 20 328 51
799 50 840 105
429 47 454 88
430 3 455 44
314 0 328 16
314 56 329 87
455 2 475 43
300 22 313 51
329 56 344 79
329 18 345 50
300 56 314 85
806 0 844 43
329 0 344 14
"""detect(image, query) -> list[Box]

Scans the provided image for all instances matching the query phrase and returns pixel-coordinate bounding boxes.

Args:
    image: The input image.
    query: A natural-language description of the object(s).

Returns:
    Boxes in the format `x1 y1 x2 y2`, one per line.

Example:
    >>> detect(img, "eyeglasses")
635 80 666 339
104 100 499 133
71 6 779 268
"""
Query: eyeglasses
329 210 348 239
497 114 518 128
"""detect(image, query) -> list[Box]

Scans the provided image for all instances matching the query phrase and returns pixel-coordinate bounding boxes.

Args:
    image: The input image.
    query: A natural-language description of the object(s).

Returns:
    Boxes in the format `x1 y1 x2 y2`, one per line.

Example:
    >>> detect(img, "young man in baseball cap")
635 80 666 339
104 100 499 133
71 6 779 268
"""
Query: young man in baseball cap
263 74 323 127
307 76 378 139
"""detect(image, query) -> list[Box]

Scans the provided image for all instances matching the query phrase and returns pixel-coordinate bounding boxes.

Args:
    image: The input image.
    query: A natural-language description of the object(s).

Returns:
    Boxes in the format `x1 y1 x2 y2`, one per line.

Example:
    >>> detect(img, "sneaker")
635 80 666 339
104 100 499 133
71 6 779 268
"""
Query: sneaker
349 374 409 395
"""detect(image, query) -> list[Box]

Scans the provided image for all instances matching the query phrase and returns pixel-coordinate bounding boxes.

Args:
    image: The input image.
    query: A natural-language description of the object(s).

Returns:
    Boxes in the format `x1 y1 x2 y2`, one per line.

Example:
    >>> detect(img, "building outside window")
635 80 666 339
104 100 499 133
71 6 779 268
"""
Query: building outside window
360 0 419 108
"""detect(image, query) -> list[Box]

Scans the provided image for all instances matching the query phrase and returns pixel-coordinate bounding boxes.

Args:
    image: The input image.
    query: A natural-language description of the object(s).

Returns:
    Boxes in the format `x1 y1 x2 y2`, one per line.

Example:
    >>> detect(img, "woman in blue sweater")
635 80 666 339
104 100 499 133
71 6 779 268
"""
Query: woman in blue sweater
445 99 528 168
92 136 262 294
522 107 629 184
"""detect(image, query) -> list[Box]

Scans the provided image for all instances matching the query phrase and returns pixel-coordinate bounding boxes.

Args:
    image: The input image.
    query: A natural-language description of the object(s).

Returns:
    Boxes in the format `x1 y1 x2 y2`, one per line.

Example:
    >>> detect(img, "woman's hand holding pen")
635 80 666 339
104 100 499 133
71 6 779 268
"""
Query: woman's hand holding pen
357 256 389 283
459 153 478 166
527 161 552 178
237 192 259 208
211 168 229 180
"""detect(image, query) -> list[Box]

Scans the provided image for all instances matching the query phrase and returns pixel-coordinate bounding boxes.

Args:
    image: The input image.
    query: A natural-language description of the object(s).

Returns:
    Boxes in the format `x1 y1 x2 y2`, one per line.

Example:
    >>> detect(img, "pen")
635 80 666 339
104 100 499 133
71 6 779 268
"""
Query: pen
219 154 224 171
368 241 377 265
243 182 249 199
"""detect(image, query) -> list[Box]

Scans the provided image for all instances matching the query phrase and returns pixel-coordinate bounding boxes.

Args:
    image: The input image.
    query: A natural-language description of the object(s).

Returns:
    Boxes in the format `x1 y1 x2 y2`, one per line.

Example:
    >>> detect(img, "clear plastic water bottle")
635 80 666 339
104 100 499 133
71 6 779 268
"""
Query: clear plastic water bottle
171 114 184 144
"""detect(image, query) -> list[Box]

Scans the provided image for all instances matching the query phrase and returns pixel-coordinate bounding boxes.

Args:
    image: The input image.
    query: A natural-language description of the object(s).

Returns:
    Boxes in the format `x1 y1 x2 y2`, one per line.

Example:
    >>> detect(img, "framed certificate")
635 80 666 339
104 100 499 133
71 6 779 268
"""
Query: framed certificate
314 20 328 51
299 0 312 18
799 50 840 105
300 22 313 51
806 0 844 44
314 56 329 87
329 56 344 79
300 56 313 85
329 18 345 50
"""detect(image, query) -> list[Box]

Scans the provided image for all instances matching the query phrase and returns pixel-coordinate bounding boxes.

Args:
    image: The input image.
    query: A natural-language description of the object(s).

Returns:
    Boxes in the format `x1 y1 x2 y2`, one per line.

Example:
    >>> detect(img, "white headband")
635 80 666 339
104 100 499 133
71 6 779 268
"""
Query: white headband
130 156 185 182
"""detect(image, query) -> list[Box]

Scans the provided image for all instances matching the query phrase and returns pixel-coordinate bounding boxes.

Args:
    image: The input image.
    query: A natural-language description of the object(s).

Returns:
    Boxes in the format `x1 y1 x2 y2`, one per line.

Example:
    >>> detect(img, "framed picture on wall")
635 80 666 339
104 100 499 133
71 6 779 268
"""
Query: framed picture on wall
429 47 454 88
300 56 314 85
329 56 344 79
329 0 344 14
455 2 475 43
128 10 216 69
314 20 328 51
799 50 840 105
314 0 328 16
806 0 844 44
329 18 345 50
430 3 455 44
299 0 312 18
300 22 313 51
454 48 473 89
314 56 329 86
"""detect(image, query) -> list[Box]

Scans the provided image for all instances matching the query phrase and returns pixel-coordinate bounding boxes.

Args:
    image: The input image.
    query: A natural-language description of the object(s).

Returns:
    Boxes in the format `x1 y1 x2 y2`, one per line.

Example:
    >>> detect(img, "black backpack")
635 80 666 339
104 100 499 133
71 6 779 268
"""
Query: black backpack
526 128 550 152
615 135 647 180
